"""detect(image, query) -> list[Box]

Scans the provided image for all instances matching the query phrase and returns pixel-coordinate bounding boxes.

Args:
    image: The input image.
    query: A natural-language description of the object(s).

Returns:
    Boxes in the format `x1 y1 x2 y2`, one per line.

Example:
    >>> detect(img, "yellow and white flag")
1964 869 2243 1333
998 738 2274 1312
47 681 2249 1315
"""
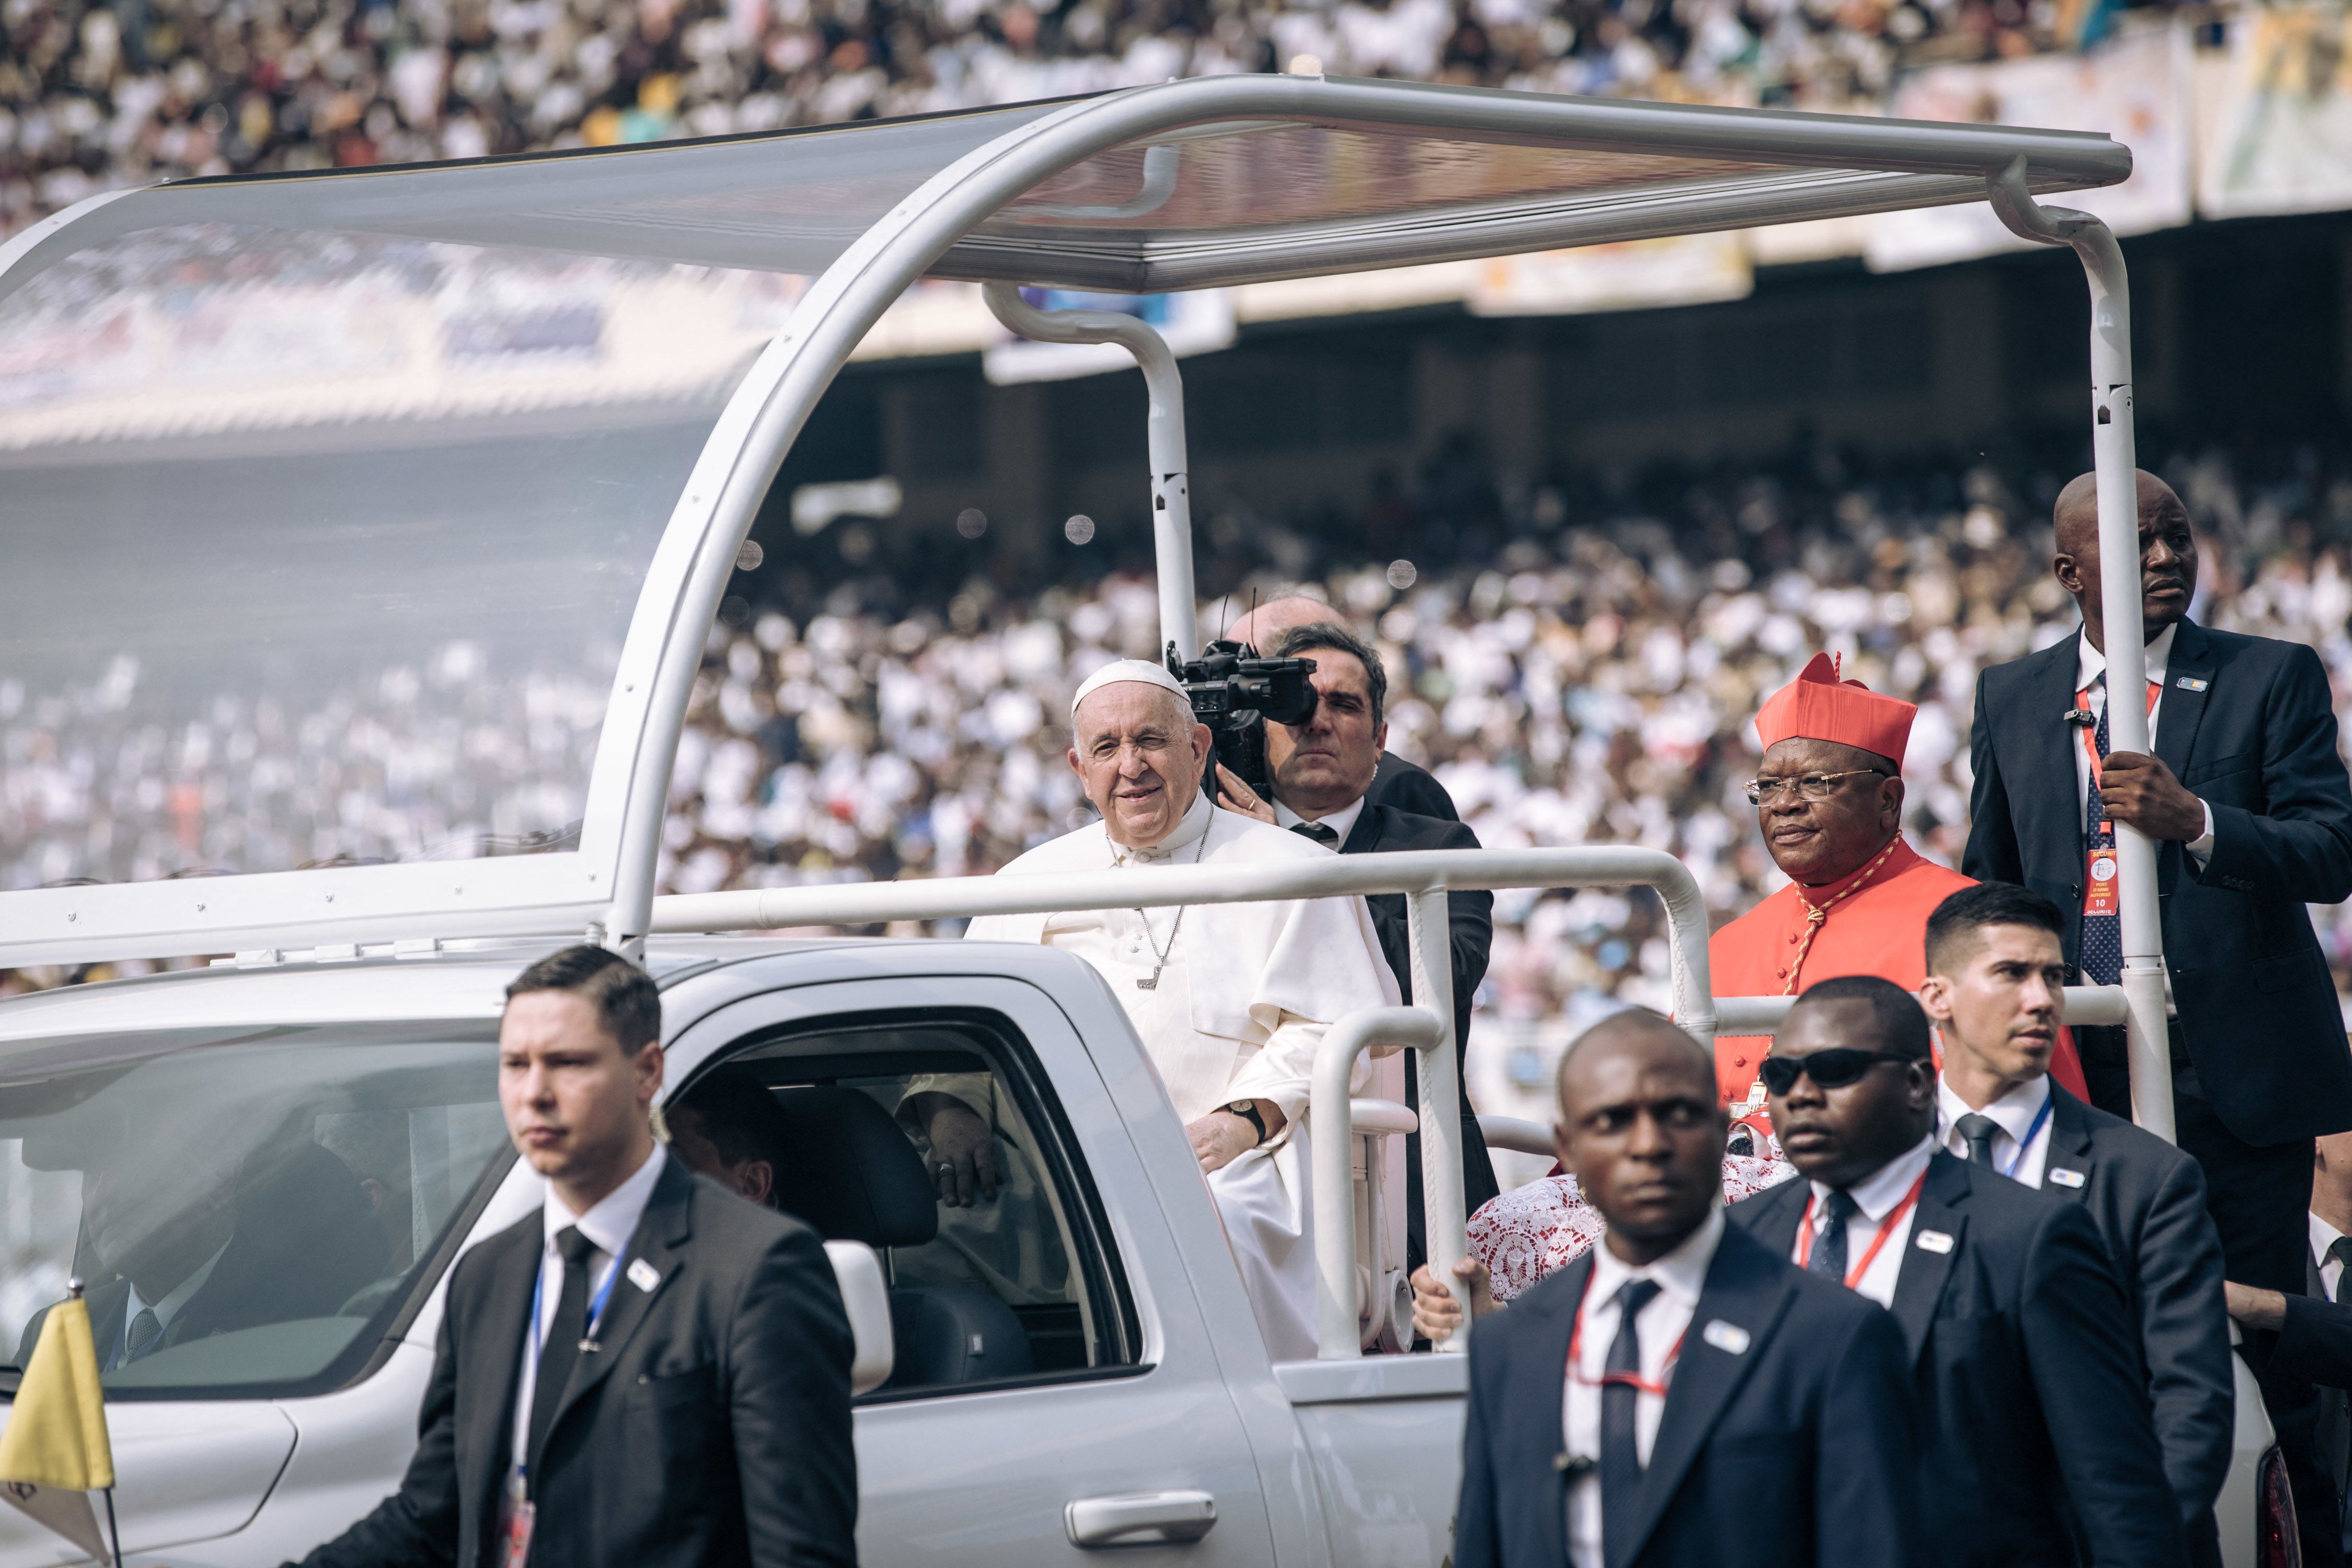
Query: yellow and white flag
0 1289 116 1563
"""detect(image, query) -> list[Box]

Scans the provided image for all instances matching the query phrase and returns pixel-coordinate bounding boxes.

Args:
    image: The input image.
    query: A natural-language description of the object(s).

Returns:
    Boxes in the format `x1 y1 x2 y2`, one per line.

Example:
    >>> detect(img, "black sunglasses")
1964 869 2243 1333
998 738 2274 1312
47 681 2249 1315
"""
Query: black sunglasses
1756 1048 1917 1096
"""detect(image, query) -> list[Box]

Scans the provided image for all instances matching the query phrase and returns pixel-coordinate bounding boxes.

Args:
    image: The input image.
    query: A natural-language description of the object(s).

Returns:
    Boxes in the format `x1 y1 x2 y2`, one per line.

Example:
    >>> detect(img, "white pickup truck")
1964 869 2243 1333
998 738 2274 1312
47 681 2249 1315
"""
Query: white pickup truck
0 932 1470 1566
0 65 2286 1567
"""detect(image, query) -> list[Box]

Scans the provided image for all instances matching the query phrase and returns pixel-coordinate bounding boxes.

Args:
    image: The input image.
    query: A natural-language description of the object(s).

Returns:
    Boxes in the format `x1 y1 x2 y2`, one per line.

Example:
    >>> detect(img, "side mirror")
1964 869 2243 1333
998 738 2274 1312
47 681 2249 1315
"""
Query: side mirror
823 1239 895 1396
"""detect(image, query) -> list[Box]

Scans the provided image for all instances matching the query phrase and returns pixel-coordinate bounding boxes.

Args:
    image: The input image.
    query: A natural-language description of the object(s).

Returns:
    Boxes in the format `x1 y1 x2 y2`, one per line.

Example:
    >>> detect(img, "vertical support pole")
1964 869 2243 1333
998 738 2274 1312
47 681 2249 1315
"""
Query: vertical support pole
1407 887 1470 1353
1311 1007 1445 1359
982 281 1198 661
1987 159 2175 1143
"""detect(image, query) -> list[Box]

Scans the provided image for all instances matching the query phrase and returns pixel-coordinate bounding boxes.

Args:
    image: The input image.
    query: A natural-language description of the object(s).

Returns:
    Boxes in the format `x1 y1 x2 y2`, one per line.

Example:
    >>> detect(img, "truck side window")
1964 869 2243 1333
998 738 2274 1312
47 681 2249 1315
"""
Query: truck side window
677 1017 1136 1398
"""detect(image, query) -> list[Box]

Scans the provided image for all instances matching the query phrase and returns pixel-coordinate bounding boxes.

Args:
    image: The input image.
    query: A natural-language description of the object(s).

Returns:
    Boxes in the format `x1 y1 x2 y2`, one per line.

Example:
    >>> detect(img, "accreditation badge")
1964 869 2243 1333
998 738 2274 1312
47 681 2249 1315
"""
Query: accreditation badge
498 1471 535 1568
2083 823 2118 918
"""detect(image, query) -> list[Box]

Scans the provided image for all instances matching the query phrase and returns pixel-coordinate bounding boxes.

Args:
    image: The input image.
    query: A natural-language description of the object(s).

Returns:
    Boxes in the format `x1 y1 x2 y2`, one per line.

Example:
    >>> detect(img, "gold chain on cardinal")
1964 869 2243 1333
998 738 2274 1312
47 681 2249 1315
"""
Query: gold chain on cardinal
1780 836 1903 998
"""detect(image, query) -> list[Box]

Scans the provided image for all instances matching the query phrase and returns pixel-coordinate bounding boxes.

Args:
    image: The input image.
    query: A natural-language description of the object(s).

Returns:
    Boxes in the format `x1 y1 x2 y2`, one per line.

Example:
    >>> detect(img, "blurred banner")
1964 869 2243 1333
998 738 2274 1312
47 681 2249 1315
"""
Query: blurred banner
2198 4 2352 220
981 289 1235 385
1465 234 1753 317
1865 23 2195 272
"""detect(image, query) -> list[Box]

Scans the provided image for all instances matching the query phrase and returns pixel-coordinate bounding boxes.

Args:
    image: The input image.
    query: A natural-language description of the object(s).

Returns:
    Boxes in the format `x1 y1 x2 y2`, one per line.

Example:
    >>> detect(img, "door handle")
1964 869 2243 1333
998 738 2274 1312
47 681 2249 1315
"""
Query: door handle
1064 1491 1218 1548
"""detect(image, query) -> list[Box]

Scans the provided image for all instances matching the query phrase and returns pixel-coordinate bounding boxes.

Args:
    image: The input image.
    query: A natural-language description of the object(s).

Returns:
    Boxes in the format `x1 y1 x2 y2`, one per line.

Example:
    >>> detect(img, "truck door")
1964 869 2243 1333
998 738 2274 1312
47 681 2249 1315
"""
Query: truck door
664 970 1279 1567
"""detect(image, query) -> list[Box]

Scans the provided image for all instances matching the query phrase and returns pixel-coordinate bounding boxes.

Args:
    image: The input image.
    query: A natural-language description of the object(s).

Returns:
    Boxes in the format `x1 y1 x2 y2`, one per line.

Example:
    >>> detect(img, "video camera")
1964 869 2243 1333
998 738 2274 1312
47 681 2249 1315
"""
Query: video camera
1166 639 1319 804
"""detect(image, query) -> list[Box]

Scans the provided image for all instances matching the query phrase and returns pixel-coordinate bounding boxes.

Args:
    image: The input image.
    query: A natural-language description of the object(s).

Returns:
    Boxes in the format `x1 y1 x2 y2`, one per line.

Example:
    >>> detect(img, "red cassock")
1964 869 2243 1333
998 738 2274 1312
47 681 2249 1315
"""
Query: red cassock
1708 836 2089 1111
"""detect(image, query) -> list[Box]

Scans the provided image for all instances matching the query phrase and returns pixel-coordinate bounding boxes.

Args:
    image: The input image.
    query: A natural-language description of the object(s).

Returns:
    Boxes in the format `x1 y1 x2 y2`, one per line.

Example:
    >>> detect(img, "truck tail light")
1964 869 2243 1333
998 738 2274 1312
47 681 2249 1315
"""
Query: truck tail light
2258 1445 2302 1568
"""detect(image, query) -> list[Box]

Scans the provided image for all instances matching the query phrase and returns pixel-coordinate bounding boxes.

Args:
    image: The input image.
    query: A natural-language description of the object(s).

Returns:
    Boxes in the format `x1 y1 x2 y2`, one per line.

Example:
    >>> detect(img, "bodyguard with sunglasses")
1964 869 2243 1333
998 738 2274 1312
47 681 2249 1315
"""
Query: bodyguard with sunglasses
1455 1008 1923 1568
1728 975 2186 1568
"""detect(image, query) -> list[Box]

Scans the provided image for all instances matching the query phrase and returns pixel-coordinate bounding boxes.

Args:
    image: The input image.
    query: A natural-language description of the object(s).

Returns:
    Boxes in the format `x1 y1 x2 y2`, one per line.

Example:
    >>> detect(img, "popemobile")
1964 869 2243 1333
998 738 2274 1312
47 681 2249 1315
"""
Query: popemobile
0 71 2295 1563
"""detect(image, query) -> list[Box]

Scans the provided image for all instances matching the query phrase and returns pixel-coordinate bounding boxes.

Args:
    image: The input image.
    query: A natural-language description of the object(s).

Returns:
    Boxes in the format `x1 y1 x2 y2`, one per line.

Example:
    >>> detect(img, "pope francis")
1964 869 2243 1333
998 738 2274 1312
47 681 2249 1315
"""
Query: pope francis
952 658 1400 1361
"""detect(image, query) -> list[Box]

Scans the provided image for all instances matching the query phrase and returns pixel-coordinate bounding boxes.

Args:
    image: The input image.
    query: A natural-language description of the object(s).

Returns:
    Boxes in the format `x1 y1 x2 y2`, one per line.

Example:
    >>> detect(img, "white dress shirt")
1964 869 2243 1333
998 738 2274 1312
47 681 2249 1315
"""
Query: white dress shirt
1796 1135 1935 1308
510 1143 667 1475
2074 622 2215 862
1936 1075 2054 1189
2314 1210 2349 1302
116 1239 229 1367
1273 794 1366 846
1563 1208 1724 1568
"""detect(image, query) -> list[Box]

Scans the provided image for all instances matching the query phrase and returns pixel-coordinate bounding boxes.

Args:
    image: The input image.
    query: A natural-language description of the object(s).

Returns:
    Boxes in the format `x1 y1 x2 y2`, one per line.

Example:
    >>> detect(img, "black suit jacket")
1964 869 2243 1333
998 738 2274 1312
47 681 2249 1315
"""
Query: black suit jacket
1455 1219 1926 1568
1731 1150 2187 1567
1369 750 1457 821
2036 1085 2235 1532
31 1142 391 1370
293 1158 857 1568
2281 1243 2352 1551
1964 620 2352 1142
1341 801 1501 1248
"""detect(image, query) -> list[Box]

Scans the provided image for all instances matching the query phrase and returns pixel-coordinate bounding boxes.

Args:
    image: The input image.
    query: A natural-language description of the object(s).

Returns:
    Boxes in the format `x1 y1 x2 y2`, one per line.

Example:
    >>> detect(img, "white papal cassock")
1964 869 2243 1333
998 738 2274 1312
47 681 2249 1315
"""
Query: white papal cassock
965 790 1400 1361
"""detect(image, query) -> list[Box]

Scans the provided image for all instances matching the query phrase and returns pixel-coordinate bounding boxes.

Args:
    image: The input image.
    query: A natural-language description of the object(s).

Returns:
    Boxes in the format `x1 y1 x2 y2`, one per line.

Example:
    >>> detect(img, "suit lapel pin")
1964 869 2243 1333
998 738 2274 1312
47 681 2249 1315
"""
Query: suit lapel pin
2047 1168 2086 1189
1701 1319 1750 1355
2174 675 2209 693
1914 1229 1955 1254
627 1259 662 1294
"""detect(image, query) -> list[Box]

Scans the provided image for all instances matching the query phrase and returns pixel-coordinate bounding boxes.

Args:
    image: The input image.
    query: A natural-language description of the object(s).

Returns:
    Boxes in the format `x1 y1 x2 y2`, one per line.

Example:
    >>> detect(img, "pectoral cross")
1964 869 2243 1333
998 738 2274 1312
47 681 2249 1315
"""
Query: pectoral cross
1136 970 1161 991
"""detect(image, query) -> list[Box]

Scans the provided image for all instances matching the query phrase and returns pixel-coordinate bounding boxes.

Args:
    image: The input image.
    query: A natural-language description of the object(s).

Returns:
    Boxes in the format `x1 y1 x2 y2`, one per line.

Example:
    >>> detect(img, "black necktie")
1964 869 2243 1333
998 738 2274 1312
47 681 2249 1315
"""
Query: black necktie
124 1307 163 1365
2329 1237 2352 1302
1599 1278 1663 1566
1956 1112 2002 1170
1290 821 1339 847
526 1226 597 1492
1809 1189 1859 1281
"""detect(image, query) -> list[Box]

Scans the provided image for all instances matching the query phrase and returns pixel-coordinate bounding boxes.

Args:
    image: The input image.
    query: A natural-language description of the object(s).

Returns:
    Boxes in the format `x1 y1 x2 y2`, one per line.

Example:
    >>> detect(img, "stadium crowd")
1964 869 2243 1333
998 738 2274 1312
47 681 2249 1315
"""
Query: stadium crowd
650 437 2352 1020
6 437 2351 1018
0 0 2148 236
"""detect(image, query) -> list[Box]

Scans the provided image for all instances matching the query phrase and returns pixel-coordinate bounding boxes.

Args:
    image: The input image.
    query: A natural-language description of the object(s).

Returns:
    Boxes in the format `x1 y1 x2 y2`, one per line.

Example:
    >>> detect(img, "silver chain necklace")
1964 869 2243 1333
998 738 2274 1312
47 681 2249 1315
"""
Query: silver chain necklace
1114 816 1212 990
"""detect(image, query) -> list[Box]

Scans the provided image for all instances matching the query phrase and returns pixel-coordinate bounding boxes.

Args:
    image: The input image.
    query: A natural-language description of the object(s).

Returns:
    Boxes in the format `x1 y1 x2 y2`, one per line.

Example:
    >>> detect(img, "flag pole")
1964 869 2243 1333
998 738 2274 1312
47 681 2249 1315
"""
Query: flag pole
102 1488 121 1568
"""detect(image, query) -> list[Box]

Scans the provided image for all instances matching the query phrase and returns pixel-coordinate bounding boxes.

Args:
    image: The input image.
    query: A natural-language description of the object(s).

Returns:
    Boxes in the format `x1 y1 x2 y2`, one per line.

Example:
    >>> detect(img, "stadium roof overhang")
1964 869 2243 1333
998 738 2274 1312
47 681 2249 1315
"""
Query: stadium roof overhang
0 75 2144 982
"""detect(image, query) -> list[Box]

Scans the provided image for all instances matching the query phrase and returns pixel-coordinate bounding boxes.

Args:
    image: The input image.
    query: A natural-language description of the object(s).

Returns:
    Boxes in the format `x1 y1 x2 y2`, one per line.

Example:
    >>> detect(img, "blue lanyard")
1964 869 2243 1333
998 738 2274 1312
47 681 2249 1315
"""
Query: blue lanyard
528 1242 627 1352
2001 1095 2055 1180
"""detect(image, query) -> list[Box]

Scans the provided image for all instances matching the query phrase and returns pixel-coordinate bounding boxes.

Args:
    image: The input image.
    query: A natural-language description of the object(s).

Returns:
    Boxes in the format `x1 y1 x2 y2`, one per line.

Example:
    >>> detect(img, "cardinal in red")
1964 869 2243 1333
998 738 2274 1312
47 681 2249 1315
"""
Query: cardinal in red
1711 653 2087 1115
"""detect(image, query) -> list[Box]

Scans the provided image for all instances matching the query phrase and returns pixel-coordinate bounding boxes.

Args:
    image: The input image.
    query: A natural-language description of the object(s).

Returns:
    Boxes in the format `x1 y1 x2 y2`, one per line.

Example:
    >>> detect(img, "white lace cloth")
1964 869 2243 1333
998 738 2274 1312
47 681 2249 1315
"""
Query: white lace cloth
1467 1155 1799 1301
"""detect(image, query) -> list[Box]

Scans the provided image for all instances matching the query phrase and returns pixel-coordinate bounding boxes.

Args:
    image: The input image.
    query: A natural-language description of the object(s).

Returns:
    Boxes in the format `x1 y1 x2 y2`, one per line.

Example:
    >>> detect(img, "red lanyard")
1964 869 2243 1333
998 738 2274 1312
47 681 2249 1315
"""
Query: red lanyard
2074 680 2159 771
1563 1260 1687 1398
1794 1168 1929 1289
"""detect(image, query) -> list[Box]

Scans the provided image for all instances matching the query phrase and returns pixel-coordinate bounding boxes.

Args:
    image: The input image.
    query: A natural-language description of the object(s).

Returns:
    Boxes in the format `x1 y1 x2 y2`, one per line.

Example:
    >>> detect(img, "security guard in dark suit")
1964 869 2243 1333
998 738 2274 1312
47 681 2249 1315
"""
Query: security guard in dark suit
1731 976 2186 1568
1965 469 2352 1560
290 945 857 1568
1210 619 1500 1264
1456 1009 1926 1568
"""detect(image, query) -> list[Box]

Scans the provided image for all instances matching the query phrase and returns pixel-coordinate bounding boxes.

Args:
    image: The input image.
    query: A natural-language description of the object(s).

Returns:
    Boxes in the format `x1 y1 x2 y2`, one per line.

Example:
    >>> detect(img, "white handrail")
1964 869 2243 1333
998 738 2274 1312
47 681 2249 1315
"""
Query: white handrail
1313 1007 1447 1359
651 844 1719 1051
1714 984 2128 1036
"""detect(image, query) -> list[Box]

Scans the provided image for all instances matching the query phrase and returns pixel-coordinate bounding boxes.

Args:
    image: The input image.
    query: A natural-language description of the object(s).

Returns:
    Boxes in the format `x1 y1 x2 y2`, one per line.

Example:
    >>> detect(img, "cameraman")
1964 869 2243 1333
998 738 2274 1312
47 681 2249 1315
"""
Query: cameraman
1231 596 1458 821
1217 622 1502 1264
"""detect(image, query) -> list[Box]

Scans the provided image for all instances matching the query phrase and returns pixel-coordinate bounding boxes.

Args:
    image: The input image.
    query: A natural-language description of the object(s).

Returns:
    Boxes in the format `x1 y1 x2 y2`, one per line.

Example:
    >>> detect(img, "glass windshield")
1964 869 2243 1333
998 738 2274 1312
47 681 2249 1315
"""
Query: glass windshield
0 1022 509 1398
0 221 799 886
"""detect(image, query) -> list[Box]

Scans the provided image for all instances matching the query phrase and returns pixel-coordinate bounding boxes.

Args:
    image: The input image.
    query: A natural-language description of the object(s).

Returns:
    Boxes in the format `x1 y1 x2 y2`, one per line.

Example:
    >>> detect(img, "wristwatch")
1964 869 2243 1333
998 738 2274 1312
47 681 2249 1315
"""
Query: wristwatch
1225 1099 1269 1146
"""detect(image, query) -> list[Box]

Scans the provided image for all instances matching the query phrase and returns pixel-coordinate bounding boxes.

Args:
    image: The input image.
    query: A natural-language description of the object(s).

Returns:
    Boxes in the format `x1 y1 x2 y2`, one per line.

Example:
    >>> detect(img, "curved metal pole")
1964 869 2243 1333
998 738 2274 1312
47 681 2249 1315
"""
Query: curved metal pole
1313 1006 1445 1359
1987 157 2173 1142
983 281 1198 661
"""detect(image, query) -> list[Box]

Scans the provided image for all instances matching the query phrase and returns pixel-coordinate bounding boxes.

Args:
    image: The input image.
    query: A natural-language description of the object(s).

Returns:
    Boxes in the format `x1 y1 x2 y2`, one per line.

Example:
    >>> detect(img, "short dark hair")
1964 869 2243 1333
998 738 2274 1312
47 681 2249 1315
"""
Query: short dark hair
676 1065 793 1171
1788 974 1932 1059
505 944 661 1055
1272 621 1387 727
1924 882 2067 977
